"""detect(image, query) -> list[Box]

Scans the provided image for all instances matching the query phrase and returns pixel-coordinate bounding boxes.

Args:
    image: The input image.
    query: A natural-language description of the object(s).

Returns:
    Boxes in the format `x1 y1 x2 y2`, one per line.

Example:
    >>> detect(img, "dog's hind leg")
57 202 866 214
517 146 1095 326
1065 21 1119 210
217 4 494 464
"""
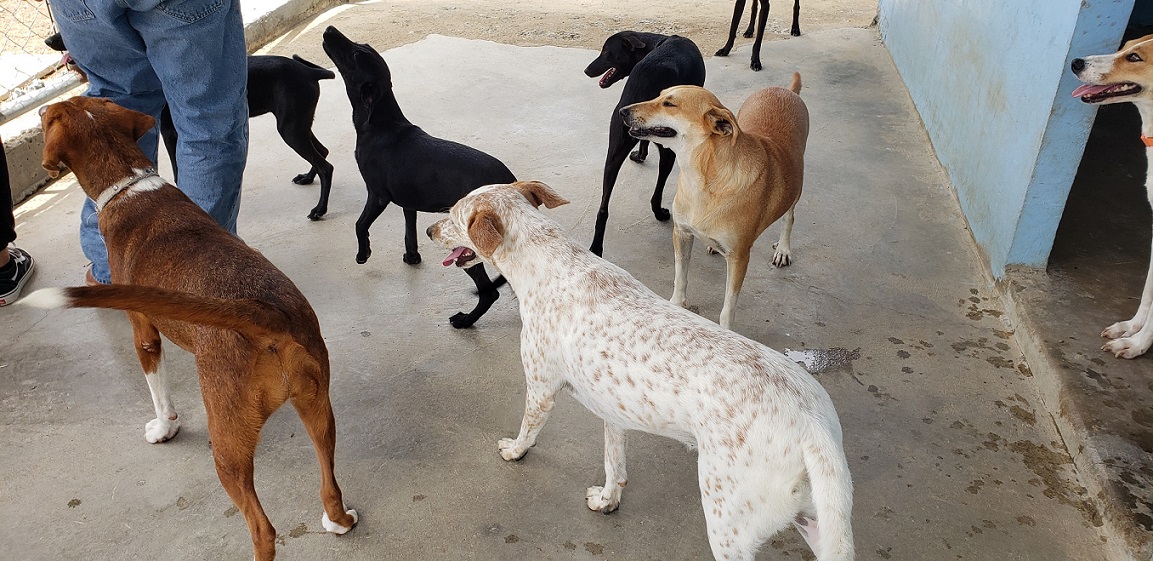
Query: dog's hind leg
355 195 390 264
590 127 639 256
697 448 803 561
288 355 358 536
744 0 759 37
450 263 501 329
402 207 422 264
772 203 796 267
200 364 281 561
278 120 335 220
586 421 628 513
128 312 180 443
716 0 748 56
498 372 563 461
719 247 751 329
750 0 771 71
791 0 802 36
651 145 676 221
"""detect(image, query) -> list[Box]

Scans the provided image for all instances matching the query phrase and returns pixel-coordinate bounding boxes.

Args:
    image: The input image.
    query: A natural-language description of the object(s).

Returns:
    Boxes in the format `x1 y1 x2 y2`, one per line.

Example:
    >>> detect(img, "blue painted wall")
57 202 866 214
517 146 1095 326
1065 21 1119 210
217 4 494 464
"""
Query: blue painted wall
878 0 1133 276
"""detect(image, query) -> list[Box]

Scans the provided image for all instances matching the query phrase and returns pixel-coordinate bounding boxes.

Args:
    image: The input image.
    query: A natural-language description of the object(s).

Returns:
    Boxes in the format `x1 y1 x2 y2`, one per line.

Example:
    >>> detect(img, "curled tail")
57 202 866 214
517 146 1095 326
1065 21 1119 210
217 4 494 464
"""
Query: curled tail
22 285 290 340
790 72 803 94
798 420 854 560
293 54 336 80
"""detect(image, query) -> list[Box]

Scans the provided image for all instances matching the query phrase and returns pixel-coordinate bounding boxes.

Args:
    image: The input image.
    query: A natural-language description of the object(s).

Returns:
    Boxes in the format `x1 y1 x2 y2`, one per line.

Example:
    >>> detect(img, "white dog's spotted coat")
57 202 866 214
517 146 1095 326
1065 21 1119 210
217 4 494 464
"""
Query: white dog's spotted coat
429 182 854 561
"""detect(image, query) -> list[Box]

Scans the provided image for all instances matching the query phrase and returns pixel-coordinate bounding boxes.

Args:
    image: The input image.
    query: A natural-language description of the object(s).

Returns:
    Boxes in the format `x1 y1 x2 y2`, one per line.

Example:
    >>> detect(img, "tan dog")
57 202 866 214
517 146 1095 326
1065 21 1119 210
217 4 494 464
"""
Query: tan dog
1072 35 1153 358
621 76 808 329
23 96 357 560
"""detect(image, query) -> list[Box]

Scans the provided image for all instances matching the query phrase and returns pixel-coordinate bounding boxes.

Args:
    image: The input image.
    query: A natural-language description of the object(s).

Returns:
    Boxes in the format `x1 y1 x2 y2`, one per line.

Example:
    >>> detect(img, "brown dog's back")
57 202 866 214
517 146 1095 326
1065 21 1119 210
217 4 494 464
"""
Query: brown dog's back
737 72 809 155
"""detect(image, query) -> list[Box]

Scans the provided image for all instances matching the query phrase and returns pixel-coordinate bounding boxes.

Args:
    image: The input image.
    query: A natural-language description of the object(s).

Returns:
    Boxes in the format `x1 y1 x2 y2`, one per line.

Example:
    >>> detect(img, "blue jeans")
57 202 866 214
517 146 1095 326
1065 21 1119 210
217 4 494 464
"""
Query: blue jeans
49 0 249 284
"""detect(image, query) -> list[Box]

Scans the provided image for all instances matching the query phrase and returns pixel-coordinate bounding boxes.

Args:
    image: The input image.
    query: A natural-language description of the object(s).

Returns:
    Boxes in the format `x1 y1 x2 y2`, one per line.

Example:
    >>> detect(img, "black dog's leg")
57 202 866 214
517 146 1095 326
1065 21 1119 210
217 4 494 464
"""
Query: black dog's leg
751 0 770 71
355 195 389 264
159 105 180 183
450 263 501 329
630 140 649 163
791 0 801 36
402 207 421 265
292 134 329 185
277 118 335 220
651 145 675 222
744 0 758 37
590 126 639 257
716 0 747 57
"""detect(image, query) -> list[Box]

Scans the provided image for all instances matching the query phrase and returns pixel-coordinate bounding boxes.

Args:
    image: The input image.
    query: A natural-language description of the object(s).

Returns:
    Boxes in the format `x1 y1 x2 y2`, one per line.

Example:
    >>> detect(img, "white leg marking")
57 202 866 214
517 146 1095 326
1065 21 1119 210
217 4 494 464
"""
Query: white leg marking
144 354 180 443
586 421 627 513
321 504 359 534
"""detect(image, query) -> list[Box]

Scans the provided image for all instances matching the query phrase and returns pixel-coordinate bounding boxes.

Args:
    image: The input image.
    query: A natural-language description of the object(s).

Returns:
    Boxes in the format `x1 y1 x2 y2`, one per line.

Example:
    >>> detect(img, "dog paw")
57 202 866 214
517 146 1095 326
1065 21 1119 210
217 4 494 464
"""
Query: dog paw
585 486 620 514
771 242 792 267
403 252 422 265
1103 320 1141 339
652 207 671 222
144 417 180 443
321 507 359 535
706 246 719 255
449 312 477 329
743 31 754 39
1103 337 1153 359
629 150 647 164
307 208 326 221
715 48 731 57
292 173 316 185
355 250 371 264
751 59 763 71
498 438 529 461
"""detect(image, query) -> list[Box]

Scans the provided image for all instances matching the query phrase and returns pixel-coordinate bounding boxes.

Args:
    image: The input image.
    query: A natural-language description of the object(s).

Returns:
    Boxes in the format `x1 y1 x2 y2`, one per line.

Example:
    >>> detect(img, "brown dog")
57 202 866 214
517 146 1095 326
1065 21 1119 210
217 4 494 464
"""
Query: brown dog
621 76 808 329
23 96 357 560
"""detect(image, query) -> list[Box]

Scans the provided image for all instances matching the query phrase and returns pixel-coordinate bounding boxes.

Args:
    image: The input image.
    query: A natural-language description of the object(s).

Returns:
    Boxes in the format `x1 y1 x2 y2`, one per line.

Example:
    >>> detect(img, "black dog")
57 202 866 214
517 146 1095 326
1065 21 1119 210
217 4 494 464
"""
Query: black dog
44 33 336 220
322 26 514 329
583 31 705 256
715 0 801 71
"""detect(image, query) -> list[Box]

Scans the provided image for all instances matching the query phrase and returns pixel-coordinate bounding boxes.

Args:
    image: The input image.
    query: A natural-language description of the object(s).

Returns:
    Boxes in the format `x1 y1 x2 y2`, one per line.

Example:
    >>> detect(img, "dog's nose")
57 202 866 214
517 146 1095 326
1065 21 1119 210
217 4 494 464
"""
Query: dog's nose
425 224 434 238
1071 58 1085 73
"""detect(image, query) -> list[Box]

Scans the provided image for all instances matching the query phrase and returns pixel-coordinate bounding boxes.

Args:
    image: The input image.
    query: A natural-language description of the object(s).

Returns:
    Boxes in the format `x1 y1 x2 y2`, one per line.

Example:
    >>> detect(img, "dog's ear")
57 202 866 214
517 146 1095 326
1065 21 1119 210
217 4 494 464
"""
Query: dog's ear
468 207 505 258
624 34 646 51
514 181 569 209
124 106 156 141
707 106 737 139
39 104 68 178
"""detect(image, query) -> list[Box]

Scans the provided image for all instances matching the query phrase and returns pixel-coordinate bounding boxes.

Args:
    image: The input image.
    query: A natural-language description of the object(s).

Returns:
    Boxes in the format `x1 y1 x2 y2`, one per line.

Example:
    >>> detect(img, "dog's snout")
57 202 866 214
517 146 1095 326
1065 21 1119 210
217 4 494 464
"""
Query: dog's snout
1071 58 1086 74
426 224 435 239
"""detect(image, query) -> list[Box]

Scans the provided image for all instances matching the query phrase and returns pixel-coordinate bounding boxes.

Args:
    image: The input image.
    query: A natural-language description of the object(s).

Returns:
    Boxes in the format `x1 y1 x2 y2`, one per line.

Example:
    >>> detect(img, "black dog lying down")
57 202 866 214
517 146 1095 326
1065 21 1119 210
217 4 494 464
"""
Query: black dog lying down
583 31 705 256
322 25 514 329
44 32 337 220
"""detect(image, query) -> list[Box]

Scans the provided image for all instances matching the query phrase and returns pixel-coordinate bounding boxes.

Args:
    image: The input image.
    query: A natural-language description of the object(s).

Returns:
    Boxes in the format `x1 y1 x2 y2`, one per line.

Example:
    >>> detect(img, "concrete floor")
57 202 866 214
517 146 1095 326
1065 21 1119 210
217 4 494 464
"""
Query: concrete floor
0 24 1118 561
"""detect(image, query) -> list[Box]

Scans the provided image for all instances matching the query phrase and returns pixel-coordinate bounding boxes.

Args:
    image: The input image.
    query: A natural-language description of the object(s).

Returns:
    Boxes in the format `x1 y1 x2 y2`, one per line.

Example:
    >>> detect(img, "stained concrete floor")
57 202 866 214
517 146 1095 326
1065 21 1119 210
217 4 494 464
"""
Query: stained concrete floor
0 23 1119 561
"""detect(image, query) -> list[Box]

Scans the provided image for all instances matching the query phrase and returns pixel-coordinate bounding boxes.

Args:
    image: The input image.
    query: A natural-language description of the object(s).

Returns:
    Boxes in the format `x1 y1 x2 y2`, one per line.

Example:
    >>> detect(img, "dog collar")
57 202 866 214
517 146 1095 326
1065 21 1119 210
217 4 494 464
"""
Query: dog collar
94 168 158 211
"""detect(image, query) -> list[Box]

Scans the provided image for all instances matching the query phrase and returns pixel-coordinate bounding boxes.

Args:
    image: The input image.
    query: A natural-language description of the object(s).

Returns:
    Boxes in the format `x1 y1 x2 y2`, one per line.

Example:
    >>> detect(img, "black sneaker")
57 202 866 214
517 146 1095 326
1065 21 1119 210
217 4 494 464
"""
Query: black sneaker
0 246 36 306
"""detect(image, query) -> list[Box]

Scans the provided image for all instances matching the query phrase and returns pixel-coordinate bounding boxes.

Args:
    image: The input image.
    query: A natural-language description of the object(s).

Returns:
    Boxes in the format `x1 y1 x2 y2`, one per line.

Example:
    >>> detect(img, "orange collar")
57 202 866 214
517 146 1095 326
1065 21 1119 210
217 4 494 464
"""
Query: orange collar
1143 134 1153 147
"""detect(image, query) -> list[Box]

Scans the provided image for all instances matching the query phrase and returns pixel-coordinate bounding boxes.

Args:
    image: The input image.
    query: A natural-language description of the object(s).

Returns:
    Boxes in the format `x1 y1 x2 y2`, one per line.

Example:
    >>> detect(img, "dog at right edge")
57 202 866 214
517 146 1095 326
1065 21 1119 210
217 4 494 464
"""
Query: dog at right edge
427 181 854 561
1072 35 1153 358
622 76 809 330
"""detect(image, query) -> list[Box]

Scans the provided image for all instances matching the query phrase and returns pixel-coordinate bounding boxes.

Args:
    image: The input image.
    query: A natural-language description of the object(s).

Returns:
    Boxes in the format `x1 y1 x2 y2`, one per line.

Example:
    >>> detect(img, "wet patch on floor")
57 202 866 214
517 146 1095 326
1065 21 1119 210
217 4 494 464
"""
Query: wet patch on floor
783 346 861 374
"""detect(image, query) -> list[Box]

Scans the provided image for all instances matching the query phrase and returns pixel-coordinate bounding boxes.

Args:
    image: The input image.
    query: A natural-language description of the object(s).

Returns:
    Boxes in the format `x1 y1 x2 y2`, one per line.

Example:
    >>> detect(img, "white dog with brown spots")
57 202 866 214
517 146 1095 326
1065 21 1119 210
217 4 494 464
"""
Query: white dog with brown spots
428 181 854 561
1073 35 1153 358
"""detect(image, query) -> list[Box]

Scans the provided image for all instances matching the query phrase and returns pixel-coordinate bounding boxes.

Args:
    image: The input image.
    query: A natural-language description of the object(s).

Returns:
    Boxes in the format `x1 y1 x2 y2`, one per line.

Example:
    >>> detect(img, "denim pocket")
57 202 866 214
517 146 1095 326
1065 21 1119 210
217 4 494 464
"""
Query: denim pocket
157 0 226 24
55 0 95 22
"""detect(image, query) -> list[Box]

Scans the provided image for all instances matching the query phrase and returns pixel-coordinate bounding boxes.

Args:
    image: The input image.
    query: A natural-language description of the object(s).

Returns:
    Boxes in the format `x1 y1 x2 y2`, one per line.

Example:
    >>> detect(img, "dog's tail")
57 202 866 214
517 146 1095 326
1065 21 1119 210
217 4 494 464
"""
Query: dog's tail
22 285 291 340
293 54 336 80
798 418 855 560
789 72 803 94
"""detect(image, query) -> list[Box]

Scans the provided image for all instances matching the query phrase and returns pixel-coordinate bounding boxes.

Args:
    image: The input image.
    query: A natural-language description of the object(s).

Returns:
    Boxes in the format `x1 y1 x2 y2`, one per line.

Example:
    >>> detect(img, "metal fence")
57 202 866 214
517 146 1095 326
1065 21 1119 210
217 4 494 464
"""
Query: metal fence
0 0 80 125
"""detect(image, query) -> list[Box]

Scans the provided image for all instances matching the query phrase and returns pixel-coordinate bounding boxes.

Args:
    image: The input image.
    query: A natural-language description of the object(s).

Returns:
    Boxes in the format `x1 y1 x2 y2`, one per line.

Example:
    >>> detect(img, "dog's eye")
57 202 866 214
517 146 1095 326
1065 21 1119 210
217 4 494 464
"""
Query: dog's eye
1128 53 1144 63
662 100 676 107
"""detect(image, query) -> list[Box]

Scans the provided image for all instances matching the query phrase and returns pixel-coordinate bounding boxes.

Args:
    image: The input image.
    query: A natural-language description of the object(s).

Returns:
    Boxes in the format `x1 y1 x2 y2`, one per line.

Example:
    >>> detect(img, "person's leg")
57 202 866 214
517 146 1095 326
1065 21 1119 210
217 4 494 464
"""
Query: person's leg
48 0 166 284
132 0 249 234
0 136 35 305
1 135 16 252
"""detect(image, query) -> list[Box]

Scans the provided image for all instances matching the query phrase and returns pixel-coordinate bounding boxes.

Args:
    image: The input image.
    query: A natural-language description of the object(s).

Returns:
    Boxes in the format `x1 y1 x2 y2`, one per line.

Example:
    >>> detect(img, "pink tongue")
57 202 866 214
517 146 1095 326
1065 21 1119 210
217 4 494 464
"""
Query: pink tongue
442 247 468 267
1072 84 1112 98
